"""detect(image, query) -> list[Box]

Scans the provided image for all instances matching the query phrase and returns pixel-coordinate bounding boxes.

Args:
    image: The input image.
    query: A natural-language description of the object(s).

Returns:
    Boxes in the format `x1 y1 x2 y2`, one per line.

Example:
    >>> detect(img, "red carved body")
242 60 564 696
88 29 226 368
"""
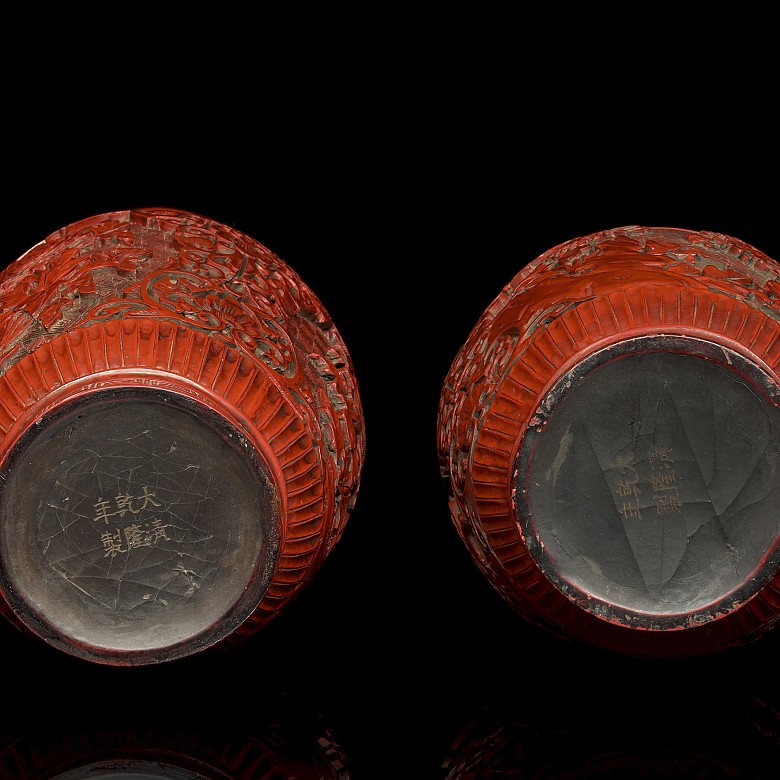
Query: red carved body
0 208 365 665
438 225 780 657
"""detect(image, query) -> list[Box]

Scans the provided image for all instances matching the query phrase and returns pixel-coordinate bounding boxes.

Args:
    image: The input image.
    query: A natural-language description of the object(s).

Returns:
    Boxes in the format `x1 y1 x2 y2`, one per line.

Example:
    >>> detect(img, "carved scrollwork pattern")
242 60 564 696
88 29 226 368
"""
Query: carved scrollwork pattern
0 208 366 645
438 225 780 508
436 224 780 656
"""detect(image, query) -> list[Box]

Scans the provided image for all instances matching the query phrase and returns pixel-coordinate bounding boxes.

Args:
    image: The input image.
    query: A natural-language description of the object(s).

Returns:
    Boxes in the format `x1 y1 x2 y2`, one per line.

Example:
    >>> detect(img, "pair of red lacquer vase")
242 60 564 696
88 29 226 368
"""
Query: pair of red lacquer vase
0 207 778 665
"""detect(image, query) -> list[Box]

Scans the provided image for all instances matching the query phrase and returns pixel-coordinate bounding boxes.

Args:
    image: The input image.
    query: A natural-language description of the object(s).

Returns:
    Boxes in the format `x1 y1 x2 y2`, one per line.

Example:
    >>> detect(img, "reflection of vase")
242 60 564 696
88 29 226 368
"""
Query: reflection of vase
438 225 780 657
441 687 775 779
0 208 365 666
0 689 353 778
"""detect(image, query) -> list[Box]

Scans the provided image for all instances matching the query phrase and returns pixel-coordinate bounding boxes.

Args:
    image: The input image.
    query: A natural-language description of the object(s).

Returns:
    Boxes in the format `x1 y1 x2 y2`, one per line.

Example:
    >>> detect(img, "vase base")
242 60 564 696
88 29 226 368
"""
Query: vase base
0 385 280 665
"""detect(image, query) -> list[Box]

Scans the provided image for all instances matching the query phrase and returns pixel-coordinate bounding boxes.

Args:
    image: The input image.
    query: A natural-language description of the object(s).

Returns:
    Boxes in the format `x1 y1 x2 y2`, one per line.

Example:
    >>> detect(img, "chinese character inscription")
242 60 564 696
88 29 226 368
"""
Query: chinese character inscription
614 447 683 521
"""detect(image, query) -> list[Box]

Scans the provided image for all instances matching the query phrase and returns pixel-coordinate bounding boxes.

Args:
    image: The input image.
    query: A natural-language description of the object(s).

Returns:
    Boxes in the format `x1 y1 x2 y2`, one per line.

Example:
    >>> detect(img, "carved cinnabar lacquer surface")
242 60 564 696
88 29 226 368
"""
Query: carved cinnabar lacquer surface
437 225 780 657
0 208 366 665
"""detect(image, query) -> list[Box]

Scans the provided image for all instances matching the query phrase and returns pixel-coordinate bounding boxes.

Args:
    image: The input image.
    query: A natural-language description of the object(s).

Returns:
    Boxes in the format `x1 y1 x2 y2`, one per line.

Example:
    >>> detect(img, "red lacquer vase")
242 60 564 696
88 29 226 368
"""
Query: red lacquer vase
437 225 780 657
0 207 365 665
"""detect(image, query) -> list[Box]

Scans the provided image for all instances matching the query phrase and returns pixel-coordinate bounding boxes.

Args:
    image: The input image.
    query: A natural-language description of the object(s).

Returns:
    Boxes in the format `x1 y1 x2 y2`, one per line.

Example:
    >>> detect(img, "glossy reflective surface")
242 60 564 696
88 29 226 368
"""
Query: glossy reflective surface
2 31 775 778
4 572 780 778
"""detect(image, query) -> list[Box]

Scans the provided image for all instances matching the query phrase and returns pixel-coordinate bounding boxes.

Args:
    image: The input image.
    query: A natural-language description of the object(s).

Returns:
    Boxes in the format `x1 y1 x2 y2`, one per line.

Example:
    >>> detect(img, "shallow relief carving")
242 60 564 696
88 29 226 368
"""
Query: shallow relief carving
0 208 366 665
437 225 780 657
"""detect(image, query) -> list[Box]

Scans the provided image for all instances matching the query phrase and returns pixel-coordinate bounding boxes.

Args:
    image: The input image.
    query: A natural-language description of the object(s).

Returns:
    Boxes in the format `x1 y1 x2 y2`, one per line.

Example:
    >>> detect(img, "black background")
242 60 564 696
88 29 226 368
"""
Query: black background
1 16 778 779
